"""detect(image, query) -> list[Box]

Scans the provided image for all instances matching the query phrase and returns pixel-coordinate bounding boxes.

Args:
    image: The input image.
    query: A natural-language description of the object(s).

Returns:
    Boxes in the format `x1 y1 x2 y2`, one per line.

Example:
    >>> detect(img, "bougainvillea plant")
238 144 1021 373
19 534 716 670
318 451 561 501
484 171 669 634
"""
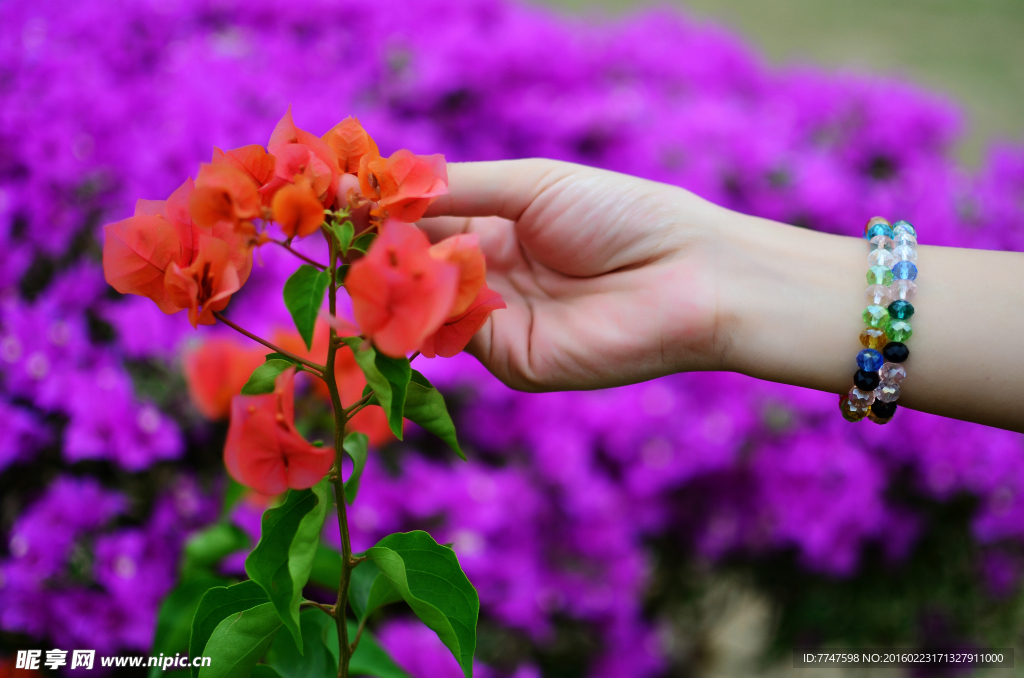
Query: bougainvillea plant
102 108 504 678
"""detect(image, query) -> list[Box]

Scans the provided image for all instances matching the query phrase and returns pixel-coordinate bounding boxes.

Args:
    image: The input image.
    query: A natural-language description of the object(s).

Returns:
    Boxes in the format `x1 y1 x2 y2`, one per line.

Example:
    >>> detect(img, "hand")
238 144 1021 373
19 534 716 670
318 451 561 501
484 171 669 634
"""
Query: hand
420 159 1024 433
419 159 728 391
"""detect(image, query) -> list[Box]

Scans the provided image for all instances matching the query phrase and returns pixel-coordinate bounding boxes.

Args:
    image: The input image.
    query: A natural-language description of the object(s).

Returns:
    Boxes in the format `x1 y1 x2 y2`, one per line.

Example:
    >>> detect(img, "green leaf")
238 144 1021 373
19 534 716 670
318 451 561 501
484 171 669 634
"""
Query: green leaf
264 352 302 367
324 220 354 257
265 609 335 678
360 384 380 407
245 480 332 651
305 546 404 624
347 559 374 620
149 576 226 678
251 666 284 678
336 264 350 284
366 531 479 678
241 359 294 395
375 354 410 436
190 580 271 678
347 560 401 623
182 523 249 574
338 221 355 253
340 338 409 439
404 371 465 460
343 432 369 504
365 571 403 624
283 265 331 350
308 543 343 590
198 602 282 678
350 231 377 254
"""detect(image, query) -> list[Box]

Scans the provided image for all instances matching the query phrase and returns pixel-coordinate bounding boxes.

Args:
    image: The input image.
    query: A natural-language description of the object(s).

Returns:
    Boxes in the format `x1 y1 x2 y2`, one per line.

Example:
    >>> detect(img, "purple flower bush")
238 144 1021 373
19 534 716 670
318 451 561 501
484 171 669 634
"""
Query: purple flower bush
1 0 1023 675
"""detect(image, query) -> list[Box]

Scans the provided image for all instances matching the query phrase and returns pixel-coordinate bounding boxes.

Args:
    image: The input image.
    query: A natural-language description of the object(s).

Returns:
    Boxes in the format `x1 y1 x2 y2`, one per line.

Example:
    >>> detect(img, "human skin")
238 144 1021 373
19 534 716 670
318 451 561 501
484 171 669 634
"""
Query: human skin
419 159 1024 433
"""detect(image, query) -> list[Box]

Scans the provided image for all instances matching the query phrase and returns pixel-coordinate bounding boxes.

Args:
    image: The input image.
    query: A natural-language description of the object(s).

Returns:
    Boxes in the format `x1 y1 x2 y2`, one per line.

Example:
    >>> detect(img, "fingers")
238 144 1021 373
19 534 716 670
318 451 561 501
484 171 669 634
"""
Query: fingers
416 216 471 244
424 158 577 220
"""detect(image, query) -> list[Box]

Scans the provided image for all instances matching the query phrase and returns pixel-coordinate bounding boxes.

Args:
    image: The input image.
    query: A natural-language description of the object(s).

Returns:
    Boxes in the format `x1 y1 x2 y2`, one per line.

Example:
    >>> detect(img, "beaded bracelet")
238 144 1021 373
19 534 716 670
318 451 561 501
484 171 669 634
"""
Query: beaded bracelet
840 217 917 424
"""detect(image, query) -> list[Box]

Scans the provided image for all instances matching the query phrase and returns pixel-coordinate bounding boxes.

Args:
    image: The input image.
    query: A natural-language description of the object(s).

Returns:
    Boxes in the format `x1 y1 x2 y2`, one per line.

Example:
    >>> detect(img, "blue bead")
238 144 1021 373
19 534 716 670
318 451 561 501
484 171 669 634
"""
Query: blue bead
892 220 916 237
892 261 918 280
865 223 894 240
857 348 884 372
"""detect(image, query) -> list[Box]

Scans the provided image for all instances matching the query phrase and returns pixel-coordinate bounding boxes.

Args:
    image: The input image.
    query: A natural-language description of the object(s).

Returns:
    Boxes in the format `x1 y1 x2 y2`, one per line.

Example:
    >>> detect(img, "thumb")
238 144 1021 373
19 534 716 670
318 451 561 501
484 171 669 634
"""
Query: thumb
424 158 576 221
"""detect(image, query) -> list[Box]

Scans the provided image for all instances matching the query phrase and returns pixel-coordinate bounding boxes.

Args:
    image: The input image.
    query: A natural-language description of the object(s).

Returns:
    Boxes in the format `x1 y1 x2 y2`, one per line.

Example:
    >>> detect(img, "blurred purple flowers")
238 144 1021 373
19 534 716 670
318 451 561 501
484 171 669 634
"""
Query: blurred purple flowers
1 0 1023 674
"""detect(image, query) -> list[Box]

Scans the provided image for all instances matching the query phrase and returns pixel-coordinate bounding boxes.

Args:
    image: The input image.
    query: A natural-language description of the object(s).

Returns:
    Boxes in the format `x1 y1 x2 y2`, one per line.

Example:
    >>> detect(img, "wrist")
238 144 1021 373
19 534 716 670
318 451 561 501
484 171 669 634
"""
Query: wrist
710 210 865 393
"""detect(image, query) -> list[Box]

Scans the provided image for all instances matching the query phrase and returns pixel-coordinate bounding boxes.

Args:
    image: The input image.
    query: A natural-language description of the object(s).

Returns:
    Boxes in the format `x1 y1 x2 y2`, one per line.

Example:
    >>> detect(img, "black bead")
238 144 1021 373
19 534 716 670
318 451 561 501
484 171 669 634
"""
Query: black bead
882 342 909 363
871 400 897 419
853 369 880 391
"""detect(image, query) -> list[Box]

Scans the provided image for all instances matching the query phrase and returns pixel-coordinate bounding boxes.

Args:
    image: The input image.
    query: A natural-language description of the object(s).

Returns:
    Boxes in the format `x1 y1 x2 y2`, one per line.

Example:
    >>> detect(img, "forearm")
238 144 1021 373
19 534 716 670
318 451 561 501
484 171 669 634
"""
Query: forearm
708 207 1024 432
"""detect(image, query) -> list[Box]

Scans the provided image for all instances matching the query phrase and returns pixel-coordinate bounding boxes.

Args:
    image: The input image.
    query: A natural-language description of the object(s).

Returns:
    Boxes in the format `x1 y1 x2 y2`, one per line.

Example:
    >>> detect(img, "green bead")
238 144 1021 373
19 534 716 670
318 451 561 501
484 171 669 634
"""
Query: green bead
887 319 913 342
867 265 894 286
862 305 892 331
888 299 914 320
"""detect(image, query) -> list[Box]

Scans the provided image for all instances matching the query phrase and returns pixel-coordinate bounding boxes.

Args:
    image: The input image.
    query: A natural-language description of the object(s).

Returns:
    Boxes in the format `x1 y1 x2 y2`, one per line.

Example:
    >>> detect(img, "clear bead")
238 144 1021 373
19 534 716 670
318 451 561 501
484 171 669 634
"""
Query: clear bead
889 279 917 301
849 386 875 410
868 249 895 267
875 382 900 403
892 244 917 263
892 220 917 237
869 235 894 251
879 362 907 385
865 284 892 306
893 232 917 247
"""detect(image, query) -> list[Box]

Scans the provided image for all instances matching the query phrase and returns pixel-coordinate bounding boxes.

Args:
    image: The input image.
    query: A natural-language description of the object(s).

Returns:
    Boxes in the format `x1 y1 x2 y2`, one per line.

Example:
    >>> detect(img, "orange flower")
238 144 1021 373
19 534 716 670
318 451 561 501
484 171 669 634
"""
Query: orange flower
264 107 339 208
103 178 255 318
273 321 395 446
420 285 506 358
165 177 255 286
322 117 379 174
345 220 459 358
271 177 325 239
212 144 276 189
103 214 186 314
189 163 261 230
429 233 486 317
134 177 201 264
419 231 504 357
164 235 241 327
224 368 334 496
358 149 448 222
184 339 266 420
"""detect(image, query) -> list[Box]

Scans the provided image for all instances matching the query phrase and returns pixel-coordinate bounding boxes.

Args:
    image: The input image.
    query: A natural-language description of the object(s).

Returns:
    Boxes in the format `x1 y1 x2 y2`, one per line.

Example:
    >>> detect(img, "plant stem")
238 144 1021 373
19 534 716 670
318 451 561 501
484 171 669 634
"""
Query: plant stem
350 617 368 655
323 233 355 678
300 600 335 615
271 239 327 270
343 392 373 416
212 312 326 374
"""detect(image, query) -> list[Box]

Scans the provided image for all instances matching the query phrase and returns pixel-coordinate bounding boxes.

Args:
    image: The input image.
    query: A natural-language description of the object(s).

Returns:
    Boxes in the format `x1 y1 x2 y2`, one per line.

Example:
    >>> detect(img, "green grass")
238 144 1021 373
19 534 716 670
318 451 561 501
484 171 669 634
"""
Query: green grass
527 0 1024 167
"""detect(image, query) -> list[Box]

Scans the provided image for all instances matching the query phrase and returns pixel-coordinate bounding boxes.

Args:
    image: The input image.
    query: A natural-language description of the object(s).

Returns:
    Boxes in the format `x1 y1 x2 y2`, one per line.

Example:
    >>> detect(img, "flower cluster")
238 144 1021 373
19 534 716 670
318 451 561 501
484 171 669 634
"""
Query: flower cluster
99 106 506 510
1 0 1023 674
